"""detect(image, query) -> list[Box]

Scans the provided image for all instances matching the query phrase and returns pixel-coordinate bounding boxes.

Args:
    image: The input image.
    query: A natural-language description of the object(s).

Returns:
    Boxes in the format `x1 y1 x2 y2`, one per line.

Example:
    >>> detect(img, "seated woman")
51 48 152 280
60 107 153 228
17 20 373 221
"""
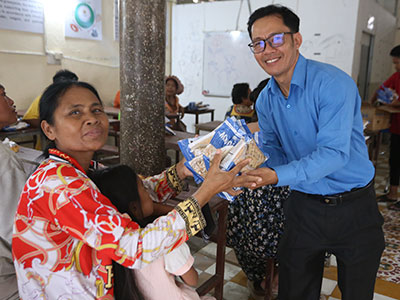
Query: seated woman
91 165 215 300
12 80 253 299
165 75 186 130
0 84 27 300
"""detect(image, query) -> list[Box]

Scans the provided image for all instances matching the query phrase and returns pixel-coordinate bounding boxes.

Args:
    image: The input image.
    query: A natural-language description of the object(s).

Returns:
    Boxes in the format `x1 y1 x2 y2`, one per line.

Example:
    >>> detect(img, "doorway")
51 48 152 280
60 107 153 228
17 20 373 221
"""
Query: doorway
357 32 374 101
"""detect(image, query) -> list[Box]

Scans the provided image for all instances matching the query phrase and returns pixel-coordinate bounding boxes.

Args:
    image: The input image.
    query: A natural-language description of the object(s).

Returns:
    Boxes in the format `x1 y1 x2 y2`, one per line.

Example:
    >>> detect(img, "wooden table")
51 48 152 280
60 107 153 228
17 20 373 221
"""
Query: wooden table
165 131 195 162
104 106 119 118
195 120 223 135
0 127 41 148
168 185 228 300
184 108 214 125
99 130 196 164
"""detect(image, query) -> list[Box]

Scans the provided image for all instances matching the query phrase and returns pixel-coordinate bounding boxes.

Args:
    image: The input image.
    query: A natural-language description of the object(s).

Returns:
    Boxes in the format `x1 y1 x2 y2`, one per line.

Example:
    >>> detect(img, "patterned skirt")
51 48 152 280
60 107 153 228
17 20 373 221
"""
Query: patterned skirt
226 185 290 282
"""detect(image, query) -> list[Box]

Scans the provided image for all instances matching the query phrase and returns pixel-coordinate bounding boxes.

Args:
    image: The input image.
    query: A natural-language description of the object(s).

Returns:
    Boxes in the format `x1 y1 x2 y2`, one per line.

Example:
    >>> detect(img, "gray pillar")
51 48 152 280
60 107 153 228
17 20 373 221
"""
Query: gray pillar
119 0 166 176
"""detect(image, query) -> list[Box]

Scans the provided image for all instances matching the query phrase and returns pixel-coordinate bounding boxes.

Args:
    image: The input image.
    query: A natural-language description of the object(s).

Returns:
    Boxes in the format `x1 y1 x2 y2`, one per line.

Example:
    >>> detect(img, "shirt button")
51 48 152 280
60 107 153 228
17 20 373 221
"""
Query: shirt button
286 104 291 108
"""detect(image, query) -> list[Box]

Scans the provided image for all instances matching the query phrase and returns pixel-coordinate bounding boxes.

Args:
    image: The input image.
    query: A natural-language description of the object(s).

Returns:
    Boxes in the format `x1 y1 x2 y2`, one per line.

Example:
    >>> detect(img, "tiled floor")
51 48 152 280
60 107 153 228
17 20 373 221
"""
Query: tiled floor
187 141 400 300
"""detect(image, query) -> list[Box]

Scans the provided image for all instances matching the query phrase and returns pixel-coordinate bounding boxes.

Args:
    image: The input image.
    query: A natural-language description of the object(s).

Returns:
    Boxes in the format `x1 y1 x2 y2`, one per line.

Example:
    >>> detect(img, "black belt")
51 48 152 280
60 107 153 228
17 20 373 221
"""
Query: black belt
293 180 374 206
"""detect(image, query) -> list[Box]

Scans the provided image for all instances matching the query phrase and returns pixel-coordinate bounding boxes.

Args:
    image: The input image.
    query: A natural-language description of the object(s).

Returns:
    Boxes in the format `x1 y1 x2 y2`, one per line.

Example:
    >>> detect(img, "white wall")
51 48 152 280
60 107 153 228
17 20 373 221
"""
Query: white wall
172 0 361 132
172 0 298 132
0 0 119 110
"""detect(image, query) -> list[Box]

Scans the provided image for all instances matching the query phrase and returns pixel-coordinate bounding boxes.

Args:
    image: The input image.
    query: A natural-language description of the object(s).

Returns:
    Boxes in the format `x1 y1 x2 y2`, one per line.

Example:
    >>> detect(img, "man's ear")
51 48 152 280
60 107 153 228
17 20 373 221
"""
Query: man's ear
293 32 302 50
41 120 55 141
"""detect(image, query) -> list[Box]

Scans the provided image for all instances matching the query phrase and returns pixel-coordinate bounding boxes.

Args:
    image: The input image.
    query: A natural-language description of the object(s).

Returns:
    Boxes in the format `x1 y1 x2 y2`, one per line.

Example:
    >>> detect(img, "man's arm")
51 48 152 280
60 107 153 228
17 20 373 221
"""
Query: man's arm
255 93 288 168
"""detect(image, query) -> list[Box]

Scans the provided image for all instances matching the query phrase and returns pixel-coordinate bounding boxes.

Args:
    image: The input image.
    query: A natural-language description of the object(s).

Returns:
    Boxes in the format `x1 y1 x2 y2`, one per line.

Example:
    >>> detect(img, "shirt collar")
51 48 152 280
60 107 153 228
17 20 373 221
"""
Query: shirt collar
48 148 92 174
267 53 306 96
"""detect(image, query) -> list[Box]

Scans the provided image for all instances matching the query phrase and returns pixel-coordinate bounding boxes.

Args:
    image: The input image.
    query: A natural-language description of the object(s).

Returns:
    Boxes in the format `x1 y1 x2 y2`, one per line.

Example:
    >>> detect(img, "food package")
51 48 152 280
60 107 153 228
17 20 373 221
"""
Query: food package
178 117 268 201
2 138 19 152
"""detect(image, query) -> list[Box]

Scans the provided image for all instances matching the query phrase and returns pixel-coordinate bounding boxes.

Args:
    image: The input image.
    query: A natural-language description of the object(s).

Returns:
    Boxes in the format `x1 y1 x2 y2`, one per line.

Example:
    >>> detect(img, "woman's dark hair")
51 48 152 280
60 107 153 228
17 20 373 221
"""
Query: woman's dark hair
90 165 146 300
231 83 250 104
247 4 299 39
39 81 102 157
250 78 270 103
390 45 400 58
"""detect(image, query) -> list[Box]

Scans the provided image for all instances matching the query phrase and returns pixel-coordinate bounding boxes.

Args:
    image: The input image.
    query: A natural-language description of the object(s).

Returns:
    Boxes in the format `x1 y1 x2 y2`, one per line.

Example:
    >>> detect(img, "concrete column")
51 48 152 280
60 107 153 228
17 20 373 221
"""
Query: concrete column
119 0 166 176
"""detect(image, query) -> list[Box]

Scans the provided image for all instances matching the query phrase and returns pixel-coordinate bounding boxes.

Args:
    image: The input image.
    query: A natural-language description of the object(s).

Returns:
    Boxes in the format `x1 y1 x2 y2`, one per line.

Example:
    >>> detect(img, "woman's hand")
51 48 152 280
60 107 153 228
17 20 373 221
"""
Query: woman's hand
193 150 260 206
176 158 193 180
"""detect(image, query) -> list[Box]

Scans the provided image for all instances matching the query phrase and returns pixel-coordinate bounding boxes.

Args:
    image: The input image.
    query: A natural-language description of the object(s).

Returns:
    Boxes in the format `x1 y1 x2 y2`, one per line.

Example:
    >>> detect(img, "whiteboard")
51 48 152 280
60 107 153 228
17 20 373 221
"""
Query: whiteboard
202 31 269 97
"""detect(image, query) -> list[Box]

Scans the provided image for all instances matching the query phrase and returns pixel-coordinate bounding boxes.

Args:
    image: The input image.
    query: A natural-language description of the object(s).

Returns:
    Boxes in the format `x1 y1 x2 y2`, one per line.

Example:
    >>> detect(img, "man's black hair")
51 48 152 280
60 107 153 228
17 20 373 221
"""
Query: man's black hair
231 83 250 105
247 5 299 39
52 69 78 84
390 45 400 58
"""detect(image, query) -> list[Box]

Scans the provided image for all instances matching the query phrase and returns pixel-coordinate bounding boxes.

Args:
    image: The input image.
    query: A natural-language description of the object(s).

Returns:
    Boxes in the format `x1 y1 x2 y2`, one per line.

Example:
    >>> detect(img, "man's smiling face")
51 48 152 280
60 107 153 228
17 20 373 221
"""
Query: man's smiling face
251 14 302 83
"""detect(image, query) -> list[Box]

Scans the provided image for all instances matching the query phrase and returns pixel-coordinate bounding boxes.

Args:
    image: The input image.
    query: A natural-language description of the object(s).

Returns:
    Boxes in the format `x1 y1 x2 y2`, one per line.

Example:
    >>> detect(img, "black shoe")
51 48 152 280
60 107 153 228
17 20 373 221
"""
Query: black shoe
377 194 397 203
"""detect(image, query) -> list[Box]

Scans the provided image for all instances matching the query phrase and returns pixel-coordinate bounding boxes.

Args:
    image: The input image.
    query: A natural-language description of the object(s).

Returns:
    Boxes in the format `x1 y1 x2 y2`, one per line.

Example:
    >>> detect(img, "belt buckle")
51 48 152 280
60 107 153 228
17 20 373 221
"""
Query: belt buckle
323 195 342 206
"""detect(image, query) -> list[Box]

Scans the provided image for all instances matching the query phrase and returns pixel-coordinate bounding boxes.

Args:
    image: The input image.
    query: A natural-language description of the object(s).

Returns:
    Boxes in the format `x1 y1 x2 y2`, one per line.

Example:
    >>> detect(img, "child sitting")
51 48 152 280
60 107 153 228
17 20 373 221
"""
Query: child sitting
225 82 255 123
91 165 215 300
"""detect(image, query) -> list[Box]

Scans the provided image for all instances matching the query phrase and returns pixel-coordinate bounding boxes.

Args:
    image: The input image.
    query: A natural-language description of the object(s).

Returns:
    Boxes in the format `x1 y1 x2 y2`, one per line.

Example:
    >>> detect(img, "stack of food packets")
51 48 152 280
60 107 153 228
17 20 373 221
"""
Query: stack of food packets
178 117 267 201
377 85 395 104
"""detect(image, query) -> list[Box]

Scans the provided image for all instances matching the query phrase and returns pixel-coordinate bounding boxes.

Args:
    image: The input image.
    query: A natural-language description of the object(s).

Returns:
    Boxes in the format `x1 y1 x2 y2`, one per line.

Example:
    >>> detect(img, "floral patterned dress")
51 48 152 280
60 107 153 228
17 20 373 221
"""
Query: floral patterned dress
227 185 290 282
12 149 205 300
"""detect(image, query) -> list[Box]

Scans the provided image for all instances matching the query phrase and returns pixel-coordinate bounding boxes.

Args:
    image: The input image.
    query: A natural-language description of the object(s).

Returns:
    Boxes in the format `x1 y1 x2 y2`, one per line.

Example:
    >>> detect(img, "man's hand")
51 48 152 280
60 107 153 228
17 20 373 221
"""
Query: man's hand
243 167 278 189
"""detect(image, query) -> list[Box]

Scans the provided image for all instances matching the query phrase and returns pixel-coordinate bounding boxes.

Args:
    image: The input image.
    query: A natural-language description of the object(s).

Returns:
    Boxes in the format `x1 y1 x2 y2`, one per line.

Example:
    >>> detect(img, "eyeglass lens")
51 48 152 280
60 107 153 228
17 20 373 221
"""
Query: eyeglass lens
251 33 286 53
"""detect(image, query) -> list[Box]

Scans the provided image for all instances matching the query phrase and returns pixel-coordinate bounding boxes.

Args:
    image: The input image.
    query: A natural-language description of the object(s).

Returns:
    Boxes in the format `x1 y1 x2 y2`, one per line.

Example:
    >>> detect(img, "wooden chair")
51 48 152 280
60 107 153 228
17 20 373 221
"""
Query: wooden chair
168 185 229 300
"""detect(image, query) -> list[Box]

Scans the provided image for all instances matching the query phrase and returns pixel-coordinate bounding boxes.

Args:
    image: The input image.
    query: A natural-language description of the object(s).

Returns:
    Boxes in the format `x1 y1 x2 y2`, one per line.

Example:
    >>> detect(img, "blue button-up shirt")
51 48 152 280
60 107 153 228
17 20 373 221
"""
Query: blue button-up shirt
256 54 375 195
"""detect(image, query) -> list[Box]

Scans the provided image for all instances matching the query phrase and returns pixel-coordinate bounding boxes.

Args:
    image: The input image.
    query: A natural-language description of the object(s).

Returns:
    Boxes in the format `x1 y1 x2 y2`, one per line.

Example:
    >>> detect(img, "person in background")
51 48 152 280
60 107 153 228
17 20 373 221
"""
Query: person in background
22 69 79 128
250 78 270 104
165 75 185 129
225 83 256 123
227 78 288 300
372 45 400 211
91 165 215 300
12 80 253 299
22 69 78 150
244 5 384 300
0 84 27 300
113 90 120 108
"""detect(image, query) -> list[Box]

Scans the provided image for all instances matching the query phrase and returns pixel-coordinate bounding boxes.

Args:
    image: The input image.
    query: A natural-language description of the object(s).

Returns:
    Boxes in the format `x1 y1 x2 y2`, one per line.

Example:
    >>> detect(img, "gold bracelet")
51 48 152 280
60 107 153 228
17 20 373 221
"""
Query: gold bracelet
166 164 186 194
175 196 206 237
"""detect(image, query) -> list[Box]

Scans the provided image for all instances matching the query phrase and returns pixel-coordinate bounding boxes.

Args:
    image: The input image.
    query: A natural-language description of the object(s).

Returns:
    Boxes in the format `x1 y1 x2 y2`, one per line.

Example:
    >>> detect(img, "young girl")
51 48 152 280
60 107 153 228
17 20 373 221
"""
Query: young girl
12 81 252 299
91 165 215 300
165 75 186 130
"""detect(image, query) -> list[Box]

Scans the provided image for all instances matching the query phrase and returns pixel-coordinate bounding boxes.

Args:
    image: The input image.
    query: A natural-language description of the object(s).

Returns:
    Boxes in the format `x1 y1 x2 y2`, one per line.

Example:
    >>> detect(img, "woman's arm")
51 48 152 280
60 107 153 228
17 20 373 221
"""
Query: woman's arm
180 266 198 287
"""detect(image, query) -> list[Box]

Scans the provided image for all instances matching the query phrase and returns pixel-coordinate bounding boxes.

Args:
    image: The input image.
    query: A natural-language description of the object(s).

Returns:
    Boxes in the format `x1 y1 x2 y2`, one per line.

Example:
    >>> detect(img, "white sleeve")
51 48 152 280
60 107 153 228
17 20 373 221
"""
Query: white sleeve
164 242 194 276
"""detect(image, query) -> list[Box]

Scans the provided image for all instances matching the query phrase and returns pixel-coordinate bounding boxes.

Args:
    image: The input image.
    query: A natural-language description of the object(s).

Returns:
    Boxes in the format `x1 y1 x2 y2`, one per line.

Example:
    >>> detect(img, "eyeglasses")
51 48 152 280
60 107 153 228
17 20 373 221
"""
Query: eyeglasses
248 32 294 54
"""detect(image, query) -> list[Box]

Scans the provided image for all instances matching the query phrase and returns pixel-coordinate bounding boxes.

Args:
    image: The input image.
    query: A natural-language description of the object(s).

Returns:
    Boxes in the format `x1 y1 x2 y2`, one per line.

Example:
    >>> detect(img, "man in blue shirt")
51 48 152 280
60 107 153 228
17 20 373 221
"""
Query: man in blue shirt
245 5 385 300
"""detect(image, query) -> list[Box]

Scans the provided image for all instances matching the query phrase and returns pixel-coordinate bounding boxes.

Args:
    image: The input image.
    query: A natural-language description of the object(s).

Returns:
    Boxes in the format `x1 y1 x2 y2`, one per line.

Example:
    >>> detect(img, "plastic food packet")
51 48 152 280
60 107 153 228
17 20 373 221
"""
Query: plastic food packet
178 117 268 201
377 85 395 104
2 138 19 152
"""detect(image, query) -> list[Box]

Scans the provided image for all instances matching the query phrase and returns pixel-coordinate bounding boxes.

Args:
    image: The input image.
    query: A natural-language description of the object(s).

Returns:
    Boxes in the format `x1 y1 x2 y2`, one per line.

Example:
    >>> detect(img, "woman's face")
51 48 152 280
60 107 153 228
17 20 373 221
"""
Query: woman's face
165 79 177 97
0 87 17 128
41 86 109 158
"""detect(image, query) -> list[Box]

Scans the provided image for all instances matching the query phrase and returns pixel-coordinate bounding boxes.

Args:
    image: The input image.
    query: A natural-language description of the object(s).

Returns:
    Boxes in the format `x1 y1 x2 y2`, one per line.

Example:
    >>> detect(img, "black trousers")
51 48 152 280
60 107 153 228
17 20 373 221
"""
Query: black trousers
389 133 400 186
277 183 385 300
